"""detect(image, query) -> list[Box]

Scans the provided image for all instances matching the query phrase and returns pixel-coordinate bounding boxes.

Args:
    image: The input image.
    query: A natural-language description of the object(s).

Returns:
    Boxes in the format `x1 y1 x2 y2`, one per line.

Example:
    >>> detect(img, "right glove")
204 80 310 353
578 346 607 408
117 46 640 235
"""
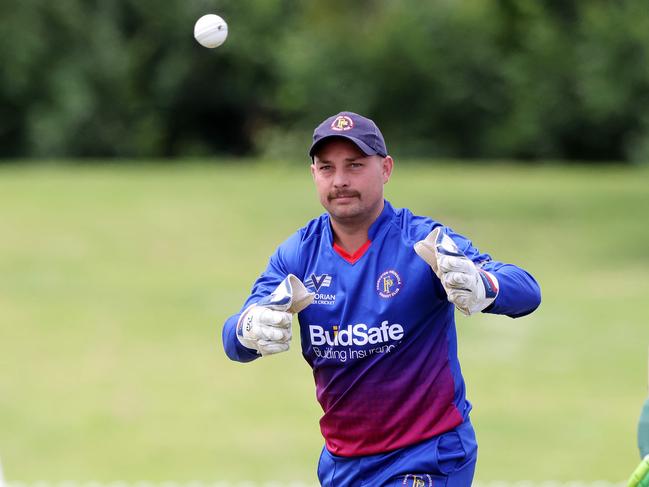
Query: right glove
236 274 314 356
237 305 293 356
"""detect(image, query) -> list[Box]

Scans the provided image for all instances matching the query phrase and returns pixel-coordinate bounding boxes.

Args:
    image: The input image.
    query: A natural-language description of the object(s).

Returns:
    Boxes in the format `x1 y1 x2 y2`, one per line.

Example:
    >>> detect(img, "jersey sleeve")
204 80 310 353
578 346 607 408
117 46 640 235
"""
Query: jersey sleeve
446 227 541 318
221 232 303 362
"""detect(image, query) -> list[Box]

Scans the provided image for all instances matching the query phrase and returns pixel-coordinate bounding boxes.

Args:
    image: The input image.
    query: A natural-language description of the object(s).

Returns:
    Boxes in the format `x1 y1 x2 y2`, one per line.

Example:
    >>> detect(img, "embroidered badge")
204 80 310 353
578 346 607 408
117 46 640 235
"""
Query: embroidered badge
376 270 402 298
330 115 354 131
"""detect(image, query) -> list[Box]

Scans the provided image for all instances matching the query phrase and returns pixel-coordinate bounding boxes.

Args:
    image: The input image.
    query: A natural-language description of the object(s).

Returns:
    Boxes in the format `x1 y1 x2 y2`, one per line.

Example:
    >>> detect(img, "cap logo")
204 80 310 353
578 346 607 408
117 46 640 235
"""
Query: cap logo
331 115 354 131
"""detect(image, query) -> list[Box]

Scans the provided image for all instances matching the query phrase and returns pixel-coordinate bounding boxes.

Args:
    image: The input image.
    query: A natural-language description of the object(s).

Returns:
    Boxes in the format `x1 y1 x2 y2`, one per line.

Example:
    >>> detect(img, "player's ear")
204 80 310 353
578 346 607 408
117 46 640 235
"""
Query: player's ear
382 156 394 184
310 161 316 180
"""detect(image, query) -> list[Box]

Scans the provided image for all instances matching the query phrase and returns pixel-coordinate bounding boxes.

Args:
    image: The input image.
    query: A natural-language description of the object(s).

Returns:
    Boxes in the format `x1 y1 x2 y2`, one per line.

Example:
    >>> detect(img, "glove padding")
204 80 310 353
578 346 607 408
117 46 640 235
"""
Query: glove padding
414 227 499 316
236 274 314 356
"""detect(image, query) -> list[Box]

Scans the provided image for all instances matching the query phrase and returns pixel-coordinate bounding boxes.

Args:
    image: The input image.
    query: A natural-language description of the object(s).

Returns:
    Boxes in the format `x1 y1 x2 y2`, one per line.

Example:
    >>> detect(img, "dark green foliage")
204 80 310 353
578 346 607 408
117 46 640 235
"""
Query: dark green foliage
2 0 649 161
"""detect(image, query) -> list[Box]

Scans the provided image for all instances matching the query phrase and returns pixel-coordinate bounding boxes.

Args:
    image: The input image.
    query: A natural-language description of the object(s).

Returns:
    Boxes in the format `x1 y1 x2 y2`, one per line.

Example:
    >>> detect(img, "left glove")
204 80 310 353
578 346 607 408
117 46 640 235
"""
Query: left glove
414 227 499 316
236 274 314 356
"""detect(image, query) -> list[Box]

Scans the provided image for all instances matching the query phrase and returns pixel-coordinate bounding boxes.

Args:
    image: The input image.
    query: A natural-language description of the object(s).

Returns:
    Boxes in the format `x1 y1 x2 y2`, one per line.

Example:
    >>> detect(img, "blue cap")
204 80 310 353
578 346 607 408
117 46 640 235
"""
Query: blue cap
309 111 388 158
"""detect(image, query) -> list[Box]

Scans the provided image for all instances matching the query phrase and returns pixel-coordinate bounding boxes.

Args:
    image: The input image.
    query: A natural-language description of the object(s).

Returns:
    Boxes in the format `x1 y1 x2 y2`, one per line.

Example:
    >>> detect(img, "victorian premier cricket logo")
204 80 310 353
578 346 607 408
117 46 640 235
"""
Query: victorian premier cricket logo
305 273 336 306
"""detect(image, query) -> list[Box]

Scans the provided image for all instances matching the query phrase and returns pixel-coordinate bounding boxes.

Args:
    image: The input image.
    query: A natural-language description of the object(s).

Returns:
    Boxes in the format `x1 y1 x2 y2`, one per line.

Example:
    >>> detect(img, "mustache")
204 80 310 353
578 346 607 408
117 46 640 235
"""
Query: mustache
328 190 360 201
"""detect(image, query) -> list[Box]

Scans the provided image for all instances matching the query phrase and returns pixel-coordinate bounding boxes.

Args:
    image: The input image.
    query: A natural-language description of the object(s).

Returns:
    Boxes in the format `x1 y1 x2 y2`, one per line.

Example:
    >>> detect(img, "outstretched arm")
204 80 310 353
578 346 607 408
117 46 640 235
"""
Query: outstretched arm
222 234 314 362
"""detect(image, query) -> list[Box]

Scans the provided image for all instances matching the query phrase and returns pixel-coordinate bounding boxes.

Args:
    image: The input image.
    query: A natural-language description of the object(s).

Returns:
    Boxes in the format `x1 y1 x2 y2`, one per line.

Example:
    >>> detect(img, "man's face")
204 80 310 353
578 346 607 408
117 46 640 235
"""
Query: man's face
311 138 393 226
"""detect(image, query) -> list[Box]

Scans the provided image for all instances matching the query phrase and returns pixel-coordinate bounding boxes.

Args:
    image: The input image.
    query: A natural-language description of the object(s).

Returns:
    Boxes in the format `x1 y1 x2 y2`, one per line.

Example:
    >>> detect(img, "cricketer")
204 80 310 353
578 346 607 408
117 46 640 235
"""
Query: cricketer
222 112 542 486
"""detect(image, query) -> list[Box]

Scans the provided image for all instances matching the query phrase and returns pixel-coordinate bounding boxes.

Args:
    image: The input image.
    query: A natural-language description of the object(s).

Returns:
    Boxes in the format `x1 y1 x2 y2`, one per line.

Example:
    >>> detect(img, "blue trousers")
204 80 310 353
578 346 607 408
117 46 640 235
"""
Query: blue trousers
317 421 477 487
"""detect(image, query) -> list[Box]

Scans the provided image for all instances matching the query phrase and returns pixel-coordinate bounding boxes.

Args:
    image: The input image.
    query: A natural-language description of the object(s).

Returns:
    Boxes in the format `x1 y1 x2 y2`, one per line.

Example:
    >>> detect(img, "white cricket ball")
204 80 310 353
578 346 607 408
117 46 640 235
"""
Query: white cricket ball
194 14 228 48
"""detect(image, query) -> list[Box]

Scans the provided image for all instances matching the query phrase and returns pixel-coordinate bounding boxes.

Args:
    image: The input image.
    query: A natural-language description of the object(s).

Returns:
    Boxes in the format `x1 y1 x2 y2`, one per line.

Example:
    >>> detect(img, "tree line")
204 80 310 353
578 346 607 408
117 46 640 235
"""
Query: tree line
2 0 649 162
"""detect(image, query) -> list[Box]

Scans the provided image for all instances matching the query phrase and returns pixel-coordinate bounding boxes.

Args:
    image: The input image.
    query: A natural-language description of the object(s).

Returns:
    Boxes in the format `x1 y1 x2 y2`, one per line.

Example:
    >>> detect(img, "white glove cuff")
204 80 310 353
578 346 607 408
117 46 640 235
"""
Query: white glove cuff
256 274 315 313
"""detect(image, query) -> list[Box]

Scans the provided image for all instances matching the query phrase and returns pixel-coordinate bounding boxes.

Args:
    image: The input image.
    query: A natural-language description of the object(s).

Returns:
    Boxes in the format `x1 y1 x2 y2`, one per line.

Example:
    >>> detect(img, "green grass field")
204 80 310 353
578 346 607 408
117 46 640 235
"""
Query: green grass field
1 161 648 482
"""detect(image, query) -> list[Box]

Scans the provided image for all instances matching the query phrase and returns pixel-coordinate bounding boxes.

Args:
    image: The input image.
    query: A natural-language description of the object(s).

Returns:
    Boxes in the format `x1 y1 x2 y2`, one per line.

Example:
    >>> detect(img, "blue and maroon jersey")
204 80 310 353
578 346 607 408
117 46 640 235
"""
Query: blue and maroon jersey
222 200 541 457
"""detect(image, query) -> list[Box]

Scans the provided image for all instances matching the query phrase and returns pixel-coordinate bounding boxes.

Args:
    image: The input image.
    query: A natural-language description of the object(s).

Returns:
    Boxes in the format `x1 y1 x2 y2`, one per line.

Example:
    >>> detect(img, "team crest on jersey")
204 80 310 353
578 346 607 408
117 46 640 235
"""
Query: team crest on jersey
306 273 336 306
376 270 402 298
401 474 433 487
330 115 354 131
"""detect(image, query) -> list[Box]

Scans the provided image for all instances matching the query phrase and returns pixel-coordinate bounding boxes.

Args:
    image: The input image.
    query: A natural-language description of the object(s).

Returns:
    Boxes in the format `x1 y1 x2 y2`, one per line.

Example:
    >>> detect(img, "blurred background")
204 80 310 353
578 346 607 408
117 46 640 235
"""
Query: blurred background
1 0 649 484
4 0 649 162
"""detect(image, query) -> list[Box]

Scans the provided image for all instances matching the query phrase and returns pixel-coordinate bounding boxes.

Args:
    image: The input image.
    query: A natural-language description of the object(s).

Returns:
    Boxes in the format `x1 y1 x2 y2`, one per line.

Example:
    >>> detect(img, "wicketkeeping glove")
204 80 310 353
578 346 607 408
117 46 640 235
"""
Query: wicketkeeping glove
236 274 314 356
414 227 499 316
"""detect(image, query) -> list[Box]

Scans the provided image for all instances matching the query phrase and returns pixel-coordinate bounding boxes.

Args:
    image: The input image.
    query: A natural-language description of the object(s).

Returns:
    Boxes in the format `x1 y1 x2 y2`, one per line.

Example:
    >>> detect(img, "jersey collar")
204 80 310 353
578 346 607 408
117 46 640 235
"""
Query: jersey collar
367 199 395 241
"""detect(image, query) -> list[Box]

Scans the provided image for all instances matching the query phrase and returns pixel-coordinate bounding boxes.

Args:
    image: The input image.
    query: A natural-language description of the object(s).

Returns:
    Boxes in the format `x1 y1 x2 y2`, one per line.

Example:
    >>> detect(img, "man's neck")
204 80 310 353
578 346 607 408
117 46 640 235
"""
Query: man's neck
330 201 384 254
331 222 371 255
